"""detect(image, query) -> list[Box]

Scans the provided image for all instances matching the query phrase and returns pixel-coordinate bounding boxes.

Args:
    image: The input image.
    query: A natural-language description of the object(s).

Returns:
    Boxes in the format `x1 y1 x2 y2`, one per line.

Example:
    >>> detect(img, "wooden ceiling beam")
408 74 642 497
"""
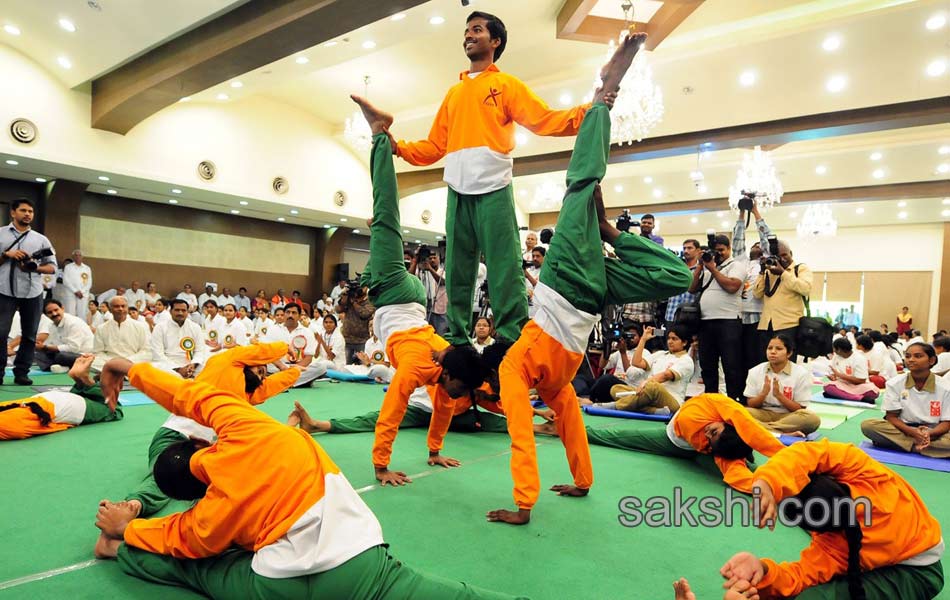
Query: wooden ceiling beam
91 0 430 134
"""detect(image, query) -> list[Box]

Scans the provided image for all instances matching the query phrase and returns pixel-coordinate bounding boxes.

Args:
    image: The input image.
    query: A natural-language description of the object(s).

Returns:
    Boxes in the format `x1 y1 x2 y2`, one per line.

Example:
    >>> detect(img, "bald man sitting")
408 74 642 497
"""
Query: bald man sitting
91 296 151 372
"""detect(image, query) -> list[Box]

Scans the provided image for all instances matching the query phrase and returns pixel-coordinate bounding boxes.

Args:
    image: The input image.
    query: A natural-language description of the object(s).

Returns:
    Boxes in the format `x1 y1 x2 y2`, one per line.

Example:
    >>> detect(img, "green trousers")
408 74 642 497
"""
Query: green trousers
125 426 188 516
795 559 943 600
538 102 693 314
330 405 509 435
72 383 124 424
445 184 526 345
362 134 427 310
585 423 695 458
118 543 528 599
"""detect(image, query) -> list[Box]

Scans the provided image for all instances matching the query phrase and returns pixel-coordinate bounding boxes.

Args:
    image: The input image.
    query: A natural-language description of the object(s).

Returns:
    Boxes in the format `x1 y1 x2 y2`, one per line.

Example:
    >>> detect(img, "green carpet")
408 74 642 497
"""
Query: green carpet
1 377 947 599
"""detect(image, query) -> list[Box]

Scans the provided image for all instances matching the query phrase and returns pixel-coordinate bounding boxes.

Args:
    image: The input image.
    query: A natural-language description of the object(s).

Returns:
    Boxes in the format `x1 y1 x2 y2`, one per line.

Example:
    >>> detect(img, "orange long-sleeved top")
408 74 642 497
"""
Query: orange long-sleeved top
754 440 944 598
124 364 383 577
396 64 589 195
0 398 71 439
196 341 299 404
426 383 502 453
670 393 786 493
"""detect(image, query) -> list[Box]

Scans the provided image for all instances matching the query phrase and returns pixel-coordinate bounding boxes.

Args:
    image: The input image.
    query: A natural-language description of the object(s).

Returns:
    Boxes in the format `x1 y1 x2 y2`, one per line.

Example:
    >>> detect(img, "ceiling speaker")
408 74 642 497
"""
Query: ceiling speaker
272 176 289 195
9 118 37 144
197 160 216 181
333 190 346 207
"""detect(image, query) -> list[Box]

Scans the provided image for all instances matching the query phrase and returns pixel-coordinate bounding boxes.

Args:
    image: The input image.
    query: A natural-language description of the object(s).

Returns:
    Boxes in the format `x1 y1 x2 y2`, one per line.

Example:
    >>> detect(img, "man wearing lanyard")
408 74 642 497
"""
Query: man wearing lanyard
0 198 58 385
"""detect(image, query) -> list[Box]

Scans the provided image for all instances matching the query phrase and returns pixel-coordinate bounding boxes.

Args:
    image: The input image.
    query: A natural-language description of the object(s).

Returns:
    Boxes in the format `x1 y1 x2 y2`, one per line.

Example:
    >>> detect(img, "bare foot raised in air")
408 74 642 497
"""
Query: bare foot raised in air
592 31 647 106
350 95 394 135
68 354 96 388
593 185 622 245
287 401 330 434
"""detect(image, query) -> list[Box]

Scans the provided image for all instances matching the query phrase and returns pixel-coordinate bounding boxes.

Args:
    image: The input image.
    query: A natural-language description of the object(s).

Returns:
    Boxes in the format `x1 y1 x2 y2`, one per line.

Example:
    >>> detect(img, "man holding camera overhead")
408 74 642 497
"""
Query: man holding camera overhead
0 198 57 385
688 232 745 400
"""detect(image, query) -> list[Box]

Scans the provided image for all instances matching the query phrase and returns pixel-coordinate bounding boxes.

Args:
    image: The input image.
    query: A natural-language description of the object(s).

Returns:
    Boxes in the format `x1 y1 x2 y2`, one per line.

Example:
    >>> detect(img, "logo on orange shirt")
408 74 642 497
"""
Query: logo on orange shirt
484 87 501 107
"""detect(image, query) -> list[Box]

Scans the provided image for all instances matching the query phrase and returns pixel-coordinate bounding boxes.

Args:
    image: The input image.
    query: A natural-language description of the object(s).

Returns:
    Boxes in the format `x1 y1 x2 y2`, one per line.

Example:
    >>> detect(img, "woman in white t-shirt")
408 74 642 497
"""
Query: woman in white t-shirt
314 314 346 371
823 337 880 403
143 282 161 311
861 342 950 458
471 316 495 355
743 333 820 435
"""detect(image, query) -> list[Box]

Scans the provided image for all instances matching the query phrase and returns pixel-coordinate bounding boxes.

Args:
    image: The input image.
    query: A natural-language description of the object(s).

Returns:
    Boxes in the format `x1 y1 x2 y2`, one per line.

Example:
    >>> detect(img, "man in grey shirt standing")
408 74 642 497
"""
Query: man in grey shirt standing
0 198 57 385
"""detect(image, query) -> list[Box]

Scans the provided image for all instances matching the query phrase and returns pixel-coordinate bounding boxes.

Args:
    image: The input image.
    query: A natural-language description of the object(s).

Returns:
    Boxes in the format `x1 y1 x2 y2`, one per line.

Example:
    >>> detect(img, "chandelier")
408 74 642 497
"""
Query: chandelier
531 181 565 212
796 203 837 237
344 75 372 152
727 145 784 211
584 1 664 145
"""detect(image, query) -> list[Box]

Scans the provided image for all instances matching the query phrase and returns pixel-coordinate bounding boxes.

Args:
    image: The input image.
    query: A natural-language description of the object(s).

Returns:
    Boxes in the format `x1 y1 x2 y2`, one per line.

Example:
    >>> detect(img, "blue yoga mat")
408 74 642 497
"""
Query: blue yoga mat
118 391 154 407
810 392 877 410
326 369 374 383
582 405 671 422
4 368 54 378
779 432 822 446
531 399 545 408
860 442 950 473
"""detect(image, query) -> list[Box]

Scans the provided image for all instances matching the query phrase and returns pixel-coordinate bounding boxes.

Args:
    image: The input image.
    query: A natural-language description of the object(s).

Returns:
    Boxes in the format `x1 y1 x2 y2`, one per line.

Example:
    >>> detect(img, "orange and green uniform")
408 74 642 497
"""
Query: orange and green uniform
396 64 589 345
753 440 944 599
586 393 786 493
117 364 526 600
499 102 692 511
124 342 299 516
0 383 121 440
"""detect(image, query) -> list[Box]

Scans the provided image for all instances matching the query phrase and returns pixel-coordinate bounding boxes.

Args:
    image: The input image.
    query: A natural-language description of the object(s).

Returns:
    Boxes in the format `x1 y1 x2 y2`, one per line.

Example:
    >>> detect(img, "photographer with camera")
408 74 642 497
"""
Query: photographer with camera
0 198 57 385
753 238 812 362
688 232 745 400
410 244 448 336
335 280 375 364
732 196 775 372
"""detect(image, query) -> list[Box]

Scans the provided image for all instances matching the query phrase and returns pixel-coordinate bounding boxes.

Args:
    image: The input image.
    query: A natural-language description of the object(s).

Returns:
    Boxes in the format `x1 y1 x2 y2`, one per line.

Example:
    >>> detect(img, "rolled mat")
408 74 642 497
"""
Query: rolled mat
582 405 671 422
325 369 374 383
859 442 950 473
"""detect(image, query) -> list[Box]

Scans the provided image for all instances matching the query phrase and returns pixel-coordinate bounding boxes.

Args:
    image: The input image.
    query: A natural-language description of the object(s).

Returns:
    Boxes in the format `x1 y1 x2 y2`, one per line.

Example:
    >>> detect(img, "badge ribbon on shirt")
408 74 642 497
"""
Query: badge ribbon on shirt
292 335 307 360
225 334 234 345
931 401 942 418
180 337 196 362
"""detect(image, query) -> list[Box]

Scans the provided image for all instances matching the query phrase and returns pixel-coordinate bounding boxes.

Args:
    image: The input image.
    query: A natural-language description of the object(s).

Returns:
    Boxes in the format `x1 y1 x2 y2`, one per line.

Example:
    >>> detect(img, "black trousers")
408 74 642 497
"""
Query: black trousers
0 293 43 378
698 318 744 400
758 323 799 363
35 349 81 371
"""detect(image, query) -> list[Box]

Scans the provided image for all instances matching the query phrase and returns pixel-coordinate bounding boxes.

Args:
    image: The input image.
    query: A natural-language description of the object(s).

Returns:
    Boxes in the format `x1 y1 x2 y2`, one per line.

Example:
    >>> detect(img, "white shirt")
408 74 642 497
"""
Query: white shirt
37 314 53 336
151 310 172 327
203 314 226 344
219 318 249 348
217 294 236 308
254 317 274 337
33 390 87 425
472 337 495 355
330 284 346 302
239 316 254 339
144 292 161 308
124 288 147 311
92 318 151 364
46 313 94 354
62 263 92 295
698 258 745 320
472 262 488 312
264 323 317 359
150 318 208 369
8 311 21 341
883 373 950 426
198 293 217 308
648 351 694 403
603 350 635 377
831 352 869 381
743 361 812 413
91 310 113 329
176 292 199 313
934 353 950 376
363 337 388 363
317 328 346 369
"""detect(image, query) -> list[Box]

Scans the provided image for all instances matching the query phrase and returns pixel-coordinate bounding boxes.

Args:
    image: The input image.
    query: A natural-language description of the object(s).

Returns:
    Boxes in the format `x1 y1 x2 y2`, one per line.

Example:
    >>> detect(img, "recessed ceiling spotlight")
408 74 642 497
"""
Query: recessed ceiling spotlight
324 40 338 47
230 81 243 88
944 197 950 205
3 24 21 36
403 229 410 234
855 207 865 214
643 176 653 184
414 239 422 244
690 217 698 224
652 188 662 198
429 16 445 25
106 189 117 194
939 145 950 155
697 184 708 194
391 13 407 21
179 96 191 102
4 159 18 165
872 168 885 179
216 93 229 100
58 18 76 32
57 56 72 69
340 217 348 222
168 199 178 204
898 211 908 219
323 224 331 228
937 163 950 174
353 229 361 234
822 34 841 52
558 93 572 106
739 70 756 87
815 165 827 174
825 75 847 93
898 201 907 207
869 152 882 161
926 59 947 77
516 132 528 145
789 211 798 219
98 175 109 181
720 221 730 228
277 217 286 222
239 200 249 206
362 40 376 50
295 56 309 64
943 209 950 218
290 209 299 215
35 177 47 183
614 184 623 193
171 188 182 194
436 235 443 240
926 14 947 30
230 209 240 214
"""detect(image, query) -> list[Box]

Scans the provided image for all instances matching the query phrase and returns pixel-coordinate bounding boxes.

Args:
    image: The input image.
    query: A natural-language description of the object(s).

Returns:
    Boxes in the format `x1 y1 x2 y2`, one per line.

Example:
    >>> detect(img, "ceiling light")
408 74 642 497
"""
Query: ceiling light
821 35 841 52
944 198 950 205
4 24 21 35
943 210 950 218
324 41 338 47
872 168 885 179
295 56 309 64
171 188 182 194
216 93 229 100
57 56 72 69
720 221 730 229
106 189 117 194
697 184 708 194
939 145 950 155
230 81 243 88
652 188 662 198
716 211 723 217
323 224 331 229
403 229 410 234
4 159 18 165
898 211 908 219
58 18 76 32
643 176 653 184
938 163 950 174
614 184 623 193
230 210 240 214
391 13 407 21
361 40 376 50
869 152 882 161
897 201 907 207
35 177 47 183
98 175 109 181
414 239 422 244
815 165 827 175
739 70 756 87
690 217 698 224
926 14 947 30
926 59 947 77
436 236 443 240
855 207 864 214
558 93 572 106
290 209 299 215
277 217 286 222
239 200 248 206
168 199 178 204
789 211 798 219
353 229 361 234
340 217 348 222
825 75 847 93
429 16 445 25
179 96 191 102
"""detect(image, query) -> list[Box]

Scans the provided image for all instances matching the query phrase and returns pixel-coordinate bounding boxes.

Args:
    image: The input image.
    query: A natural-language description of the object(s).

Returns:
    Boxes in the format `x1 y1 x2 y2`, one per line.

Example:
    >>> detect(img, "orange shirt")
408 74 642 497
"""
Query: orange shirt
426 383 502 452
0 398 71 439
196 341 299 405
671 394 786 493
755 440 944 598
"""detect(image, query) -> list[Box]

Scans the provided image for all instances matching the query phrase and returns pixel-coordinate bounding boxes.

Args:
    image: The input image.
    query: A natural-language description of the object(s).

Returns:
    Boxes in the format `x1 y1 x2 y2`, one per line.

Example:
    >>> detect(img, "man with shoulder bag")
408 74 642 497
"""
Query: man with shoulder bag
753 238 813 361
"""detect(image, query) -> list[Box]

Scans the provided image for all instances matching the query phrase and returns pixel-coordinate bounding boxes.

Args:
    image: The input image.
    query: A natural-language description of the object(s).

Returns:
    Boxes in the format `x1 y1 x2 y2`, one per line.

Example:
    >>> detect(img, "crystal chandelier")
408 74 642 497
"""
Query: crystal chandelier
344 75 372 152
796 203 837 237
727 145 784 211
584 1 663 145
531 181 565 212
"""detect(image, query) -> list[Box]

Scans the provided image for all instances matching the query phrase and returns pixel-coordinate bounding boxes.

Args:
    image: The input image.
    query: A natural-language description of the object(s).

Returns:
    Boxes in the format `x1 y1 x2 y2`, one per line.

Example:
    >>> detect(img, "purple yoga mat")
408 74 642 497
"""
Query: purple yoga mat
859 442 950 473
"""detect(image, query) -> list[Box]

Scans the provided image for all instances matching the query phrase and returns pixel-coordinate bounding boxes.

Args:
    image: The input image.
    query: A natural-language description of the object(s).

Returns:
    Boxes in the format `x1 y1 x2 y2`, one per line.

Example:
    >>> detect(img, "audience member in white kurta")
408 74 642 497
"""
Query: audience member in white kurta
931 336 950 376
150 298 208 378
91 302 113 331
197 285 217 312
216 287 236 310
523 247 544 319
62 250 93 320
96 286 126 306
471 316 495 355
314 313 346 371
743 333 820 435
35 299 94 371
237 306 254 341
629 325 694 404
263 303 326 386
352 317 394 383
217 304 249 351
90 296 151 371
175 283 200 321
124 281 147 312
143 282 161 311
202 300 226 352
251 308 274 343
144 298 172 331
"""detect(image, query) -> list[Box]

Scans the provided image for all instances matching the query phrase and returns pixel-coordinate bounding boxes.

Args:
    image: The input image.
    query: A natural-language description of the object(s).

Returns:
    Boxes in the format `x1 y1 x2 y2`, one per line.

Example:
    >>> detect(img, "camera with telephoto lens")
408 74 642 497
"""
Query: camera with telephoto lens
615 209 640 233
18 247 54 272
701 232 717 263
416 244 432 260
760 235 780 272
601 320 623 342
342 278 365 301
737 190 755 213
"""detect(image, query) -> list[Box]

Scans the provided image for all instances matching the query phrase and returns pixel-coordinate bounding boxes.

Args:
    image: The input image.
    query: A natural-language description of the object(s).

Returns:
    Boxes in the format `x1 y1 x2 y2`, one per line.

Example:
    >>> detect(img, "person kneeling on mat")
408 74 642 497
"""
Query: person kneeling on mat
720 439 944 599
93 360 528 600
824 336 880 403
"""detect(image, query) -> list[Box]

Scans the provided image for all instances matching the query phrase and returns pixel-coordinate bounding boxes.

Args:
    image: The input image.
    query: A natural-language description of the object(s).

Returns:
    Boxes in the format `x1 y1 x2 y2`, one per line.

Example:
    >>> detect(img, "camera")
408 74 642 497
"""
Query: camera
767 235 779 257
701 232 717 263
341 278 365 302
601 320 623 342
653 325 667 337
416 244 432 260
18 247 54 272
615 209 640 233
737 190 755 212
522 259 533 270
